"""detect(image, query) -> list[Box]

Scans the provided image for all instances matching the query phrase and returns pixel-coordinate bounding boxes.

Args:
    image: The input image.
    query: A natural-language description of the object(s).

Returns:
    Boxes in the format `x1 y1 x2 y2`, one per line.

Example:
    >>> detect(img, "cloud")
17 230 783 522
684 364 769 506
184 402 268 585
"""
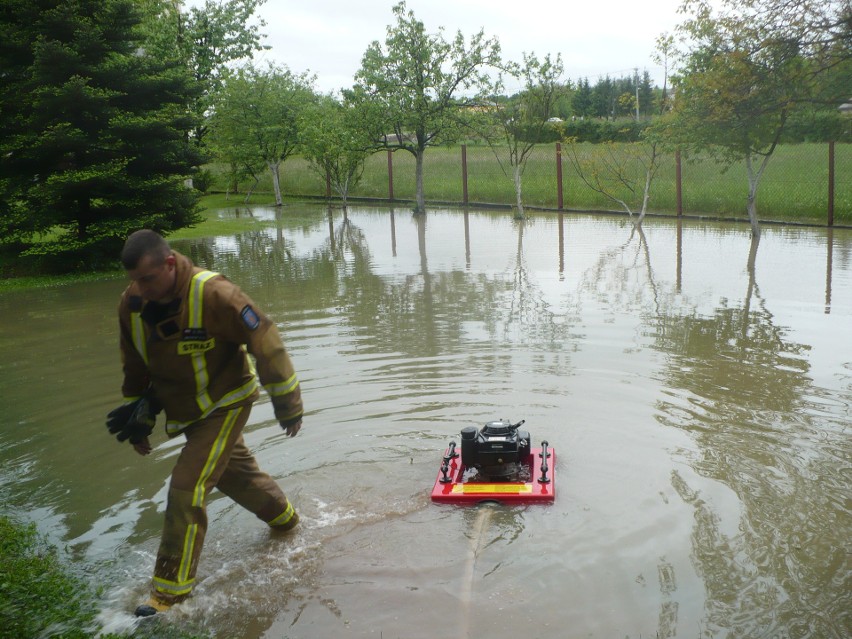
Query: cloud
190 0 684 93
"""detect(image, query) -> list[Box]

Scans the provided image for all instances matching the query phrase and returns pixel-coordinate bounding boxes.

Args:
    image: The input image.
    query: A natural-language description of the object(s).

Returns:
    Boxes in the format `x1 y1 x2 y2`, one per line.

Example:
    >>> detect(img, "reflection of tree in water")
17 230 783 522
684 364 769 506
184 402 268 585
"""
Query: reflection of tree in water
183 211 576 402
652 238 849 638
579 225 663 318
367 214 580 362
181 211 581 367
578 230 849 637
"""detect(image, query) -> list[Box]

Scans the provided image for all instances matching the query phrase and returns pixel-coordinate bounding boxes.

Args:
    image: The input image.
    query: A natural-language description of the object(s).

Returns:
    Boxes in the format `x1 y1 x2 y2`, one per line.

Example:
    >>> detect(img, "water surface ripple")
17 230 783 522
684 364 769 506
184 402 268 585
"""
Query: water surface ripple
1 206 849 638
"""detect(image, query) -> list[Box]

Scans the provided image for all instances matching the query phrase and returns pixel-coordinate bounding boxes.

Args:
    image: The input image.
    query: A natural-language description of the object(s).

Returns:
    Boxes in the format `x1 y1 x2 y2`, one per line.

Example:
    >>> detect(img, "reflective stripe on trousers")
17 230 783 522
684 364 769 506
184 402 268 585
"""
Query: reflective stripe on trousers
152 405 293 602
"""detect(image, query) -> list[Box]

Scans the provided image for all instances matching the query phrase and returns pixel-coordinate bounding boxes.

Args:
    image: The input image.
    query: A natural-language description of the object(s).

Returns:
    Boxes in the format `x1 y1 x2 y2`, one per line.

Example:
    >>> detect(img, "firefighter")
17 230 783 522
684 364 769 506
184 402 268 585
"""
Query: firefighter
106 229 303 617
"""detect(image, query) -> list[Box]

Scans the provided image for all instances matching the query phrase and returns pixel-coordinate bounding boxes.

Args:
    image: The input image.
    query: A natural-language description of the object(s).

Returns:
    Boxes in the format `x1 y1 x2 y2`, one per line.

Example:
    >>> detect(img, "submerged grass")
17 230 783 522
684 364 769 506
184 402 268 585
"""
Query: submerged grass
209 142 850 225
3 141 848 289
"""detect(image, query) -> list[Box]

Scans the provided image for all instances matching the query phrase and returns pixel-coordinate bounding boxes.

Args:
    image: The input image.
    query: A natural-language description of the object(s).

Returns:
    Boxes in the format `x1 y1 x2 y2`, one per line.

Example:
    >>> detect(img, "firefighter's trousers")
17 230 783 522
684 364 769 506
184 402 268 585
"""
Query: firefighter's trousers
151 404 297 603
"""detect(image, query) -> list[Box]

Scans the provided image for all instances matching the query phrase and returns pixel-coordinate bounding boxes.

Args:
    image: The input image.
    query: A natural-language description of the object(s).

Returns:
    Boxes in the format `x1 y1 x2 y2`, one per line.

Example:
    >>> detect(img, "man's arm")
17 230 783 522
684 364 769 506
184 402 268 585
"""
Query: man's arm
221 286 304 432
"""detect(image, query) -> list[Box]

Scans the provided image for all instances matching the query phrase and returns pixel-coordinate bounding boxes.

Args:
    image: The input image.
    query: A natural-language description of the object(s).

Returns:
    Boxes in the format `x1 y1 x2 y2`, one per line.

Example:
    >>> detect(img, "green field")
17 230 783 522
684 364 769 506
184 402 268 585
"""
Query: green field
209 142 851 226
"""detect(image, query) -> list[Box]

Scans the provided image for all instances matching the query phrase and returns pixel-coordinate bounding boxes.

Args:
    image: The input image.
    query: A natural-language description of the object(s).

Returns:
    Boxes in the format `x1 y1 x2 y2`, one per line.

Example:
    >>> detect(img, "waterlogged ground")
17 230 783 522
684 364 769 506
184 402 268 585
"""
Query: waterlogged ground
1 204 850 639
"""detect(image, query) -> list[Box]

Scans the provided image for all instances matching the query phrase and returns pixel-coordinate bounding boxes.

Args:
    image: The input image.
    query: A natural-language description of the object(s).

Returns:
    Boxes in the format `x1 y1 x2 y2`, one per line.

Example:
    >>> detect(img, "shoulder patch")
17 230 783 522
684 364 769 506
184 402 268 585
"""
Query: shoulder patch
241 305 261 331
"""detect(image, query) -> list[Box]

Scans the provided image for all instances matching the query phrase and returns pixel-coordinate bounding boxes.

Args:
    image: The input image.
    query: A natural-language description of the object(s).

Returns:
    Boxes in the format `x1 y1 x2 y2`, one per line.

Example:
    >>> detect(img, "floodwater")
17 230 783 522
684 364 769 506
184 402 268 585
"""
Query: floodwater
1 204 850 639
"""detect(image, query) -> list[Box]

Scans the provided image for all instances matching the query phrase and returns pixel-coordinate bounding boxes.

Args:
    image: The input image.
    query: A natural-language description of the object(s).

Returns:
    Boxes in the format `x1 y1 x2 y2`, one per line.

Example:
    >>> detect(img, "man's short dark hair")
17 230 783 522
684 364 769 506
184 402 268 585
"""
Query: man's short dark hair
121 230 171 270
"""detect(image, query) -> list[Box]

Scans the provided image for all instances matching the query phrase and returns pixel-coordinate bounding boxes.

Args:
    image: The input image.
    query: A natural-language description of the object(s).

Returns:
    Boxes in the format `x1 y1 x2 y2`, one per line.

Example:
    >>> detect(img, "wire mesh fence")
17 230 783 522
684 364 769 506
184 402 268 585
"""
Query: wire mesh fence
256 141 851 226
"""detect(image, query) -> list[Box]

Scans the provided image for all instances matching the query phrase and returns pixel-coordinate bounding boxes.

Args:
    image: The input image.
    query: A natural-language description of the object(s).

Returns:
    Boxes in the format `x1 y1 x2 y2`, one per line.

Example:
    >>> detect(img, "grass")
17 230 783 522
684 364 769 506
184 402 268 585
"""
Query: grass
209 142 851 226
0 515 209 639
2 141 848 289
0 515 96 639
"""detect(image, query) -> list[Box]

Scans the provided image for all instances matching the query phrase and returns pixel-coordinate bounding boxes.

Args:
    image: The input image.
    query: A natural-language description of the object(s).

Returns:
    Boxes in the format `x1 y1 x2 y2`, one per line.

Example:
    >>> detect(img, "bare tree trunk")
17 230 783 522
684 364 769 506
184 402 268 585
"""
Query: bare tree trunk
636 143 659 227
244 175 259 204
340 174 350 211
268 160 283 206
745 154 769 239
414 150 425 214
513 163 525 219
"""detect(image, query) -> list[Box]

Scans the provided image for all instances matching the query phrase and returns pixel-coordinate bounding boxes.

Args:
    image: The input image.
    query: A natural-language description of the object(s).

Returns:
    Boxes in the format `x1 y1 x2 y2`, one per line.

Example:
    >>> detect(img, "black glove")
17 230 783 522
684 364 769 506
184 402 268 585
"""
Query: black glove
122 397 159 444
279 416 302 437
106 400 141 436
106 396 161 444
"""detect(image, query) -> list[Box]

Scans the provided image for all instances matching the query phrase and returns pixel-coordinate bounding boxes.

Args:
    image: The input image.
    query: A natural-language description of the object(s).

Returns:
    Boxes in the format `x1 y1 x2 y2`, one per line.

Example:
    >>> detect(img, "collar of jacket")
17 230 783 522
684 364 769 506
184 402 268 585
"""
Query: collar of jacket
170 251 202 300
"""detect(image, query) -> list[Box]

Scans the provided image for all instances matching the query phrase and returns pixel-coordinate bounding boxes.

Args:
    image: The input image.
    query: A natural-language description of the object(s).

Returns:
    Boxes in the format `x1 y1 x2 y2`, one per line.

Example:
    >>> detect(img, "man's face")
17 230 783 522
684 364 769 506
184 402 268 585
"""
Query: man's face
128 253 177 303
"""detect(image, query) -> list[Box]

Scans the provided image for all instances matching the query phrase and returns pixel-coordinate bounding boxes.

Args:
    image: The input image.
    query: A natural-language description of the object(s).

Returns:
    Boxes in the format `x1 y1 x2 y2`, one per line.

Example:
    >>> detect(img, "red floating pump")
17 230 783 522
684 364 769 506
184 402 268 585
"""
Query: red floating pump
430 419 556 504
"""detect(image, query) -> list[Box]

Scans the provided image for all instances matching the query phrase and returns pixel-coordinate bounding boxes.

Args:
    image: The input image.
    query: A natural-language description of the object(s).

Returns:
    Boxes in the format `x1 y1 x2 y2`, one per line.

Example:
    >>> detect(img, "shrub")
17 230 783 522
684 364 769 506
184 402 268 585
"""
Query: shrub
557 118 652 143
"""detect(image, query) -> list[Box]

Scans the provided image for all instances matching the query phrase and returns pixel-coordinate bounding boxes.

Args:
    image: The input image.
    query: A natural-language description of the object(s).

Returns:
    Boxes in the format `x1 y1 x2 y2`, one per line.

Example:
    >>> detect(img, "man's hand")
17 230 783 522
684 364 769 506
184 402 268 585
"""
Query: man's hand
133 437 152 456
106 396 159 444
280 419 302 437
106 401 139 436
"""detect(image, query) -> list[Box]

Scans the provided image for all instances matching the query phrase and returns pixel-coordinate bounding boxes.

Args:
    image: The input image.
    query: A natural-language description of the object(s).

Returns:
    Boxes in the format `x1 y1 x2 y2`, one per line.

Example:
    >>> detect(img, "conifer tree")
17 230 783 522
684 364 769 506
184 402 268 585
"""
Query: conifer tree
0 0 203 268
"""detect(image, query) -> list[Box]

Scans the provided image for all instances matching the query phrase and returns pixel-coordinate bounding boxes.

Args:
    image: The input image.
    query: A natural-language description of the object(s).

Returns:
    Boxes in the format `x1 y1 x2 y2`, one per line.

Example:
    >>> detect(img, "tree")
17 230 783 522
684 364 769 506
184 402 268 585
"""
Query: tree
300 96 375 210
565 45 674 227
736 0 851 69
638 71 655 117
667 0 850 238
347 1 501 214
0 0 203 268
479 53 566 219
591 76 615 119
209 63 316 206
572 78 594 118
566 140 663 226
137 0 269 149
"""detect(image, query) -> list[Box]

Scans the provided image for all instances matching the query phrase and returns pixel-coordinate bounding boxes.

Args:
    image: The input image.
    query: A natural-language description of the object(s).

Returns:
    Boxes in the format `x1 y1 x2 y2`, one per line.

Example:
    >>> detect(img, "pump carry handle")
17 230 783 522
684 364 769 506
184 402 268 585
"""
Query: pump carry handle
439 441 458 483
538 440 551 484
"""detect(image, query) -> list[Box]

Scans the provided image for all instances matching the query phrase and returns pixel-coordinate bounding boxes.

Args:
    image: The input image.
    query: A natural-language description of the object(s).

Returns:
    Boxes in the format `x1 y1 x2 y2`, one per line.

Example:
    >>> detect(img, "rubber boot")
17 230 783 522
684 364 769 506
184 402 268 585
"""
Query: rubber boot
134 596 173 617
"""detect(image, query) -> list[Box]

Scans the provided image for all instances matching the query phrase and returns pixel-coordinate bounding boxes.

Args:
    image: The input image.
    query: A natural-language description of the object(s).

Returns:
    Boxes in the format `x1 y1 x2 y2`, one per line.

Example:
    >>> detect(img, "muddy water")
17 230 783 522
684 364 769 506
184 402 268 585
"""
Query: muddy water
1 205 850 639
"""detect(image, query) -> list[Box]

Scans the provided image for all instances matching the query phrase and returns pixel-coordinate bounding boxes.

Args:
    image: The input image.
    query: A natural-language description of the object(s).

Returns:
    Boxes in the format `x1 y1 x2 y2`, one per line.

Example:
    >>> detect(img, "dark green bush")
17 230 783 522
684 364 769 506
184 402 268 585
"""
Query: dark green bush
557 118 652 143
192 168 214 194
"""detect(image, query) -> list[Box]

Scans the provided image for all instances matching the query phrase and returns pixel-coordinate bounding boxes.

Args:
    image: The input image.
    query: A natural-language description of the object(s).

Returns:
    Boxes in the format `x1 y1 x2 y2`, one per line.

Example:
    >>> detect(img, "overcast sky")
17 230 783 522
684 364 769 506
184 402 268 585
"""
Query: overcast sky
189 0 687 94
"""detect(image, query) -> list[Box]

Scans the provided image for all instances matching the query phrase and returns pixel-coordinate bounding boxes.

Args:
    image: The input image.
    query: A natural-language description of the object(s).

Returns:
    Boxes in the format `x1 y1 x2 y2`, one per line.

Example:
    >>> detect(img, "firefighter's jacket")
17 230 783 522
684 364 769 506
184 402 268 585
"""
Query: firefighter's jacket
118 251 302 436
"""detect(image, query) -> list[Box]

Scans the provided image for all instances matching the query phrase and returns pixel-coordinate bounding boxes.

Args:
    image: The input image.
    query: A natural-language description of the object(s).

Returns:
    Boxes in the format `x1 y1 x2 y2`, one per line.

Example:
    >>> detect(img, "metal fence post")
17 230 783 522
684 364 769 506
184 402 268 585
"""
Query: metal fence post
387 149 394 201
462 144 469 205
828 141 835 227
556 142 564 210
